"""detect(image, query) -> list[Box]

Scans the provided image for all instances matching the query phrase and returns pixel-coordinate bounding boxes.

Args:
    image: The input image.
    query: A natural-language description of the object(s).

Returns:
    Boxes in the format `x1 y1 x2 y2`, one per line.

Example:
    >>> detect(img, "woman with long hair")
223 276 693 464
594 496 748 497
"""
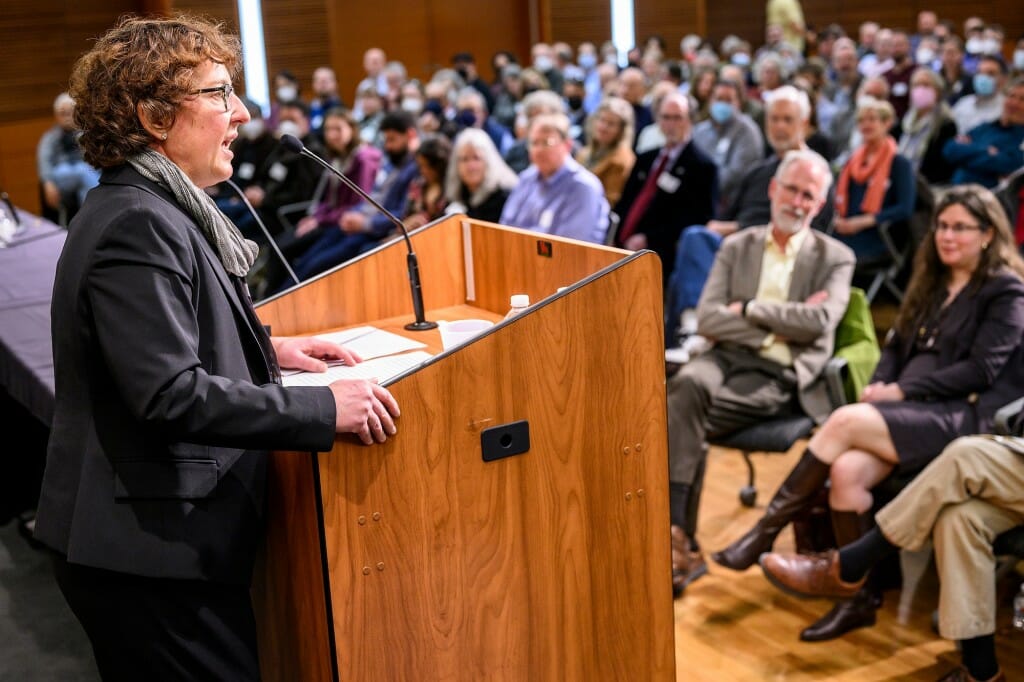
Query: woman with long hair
403 134 452 230
714 185 1024 642
575 97 636 205
444 127 519 223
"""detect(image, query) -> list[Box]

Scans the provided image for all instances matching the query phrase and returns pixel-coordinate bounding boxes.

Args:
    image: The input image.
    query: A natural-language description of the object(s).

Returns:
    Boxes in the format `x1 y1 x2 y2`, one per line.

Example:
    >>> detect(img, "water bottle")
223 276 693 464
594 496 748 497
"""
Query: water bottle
504 294 530 320
1013 583 1024 631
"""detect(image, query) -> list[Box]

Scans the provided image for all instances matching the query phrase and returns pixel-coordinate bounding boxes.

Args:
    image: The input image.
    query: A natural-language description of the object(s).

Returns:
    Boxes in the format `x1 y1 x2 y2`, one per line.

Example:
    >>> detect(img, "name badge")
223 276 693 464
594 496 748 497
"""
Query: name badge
237 162 255 180
715 137 731 157
892 82 908 97
538 209 555 229
657 172 681 193
268 162 288 182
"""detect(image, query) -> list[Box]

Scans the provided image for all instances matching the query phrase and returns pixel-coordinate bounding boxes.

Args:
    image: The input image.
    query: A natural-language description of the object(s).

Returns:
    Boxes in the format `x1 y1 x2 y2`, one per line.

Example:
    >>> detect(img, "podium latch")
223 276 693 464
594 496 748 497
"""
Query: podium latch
481 420 530 462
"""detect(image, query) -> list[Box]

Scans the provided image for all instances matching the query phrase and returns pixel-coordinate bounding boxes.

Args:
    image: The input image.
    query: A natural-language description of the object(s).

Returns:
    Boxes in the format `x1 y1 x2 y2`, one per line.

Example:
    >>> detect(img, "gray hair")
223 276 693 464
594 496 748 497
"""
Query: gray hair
521 90 565 119
763 85 810 122
456 87 488 113
445 128 519 208
54 92 74 111
775 149 833 197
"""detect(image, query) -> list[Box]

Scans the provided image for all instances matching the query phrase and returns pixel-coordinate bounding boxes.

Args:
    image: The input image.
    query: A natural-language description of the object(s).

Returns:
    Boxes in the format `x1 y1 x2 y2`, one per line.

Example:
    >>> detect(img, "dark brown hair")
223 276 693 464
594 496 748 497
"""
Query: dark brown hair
322 107 362 158
894 184 1024 338
69 14 240 168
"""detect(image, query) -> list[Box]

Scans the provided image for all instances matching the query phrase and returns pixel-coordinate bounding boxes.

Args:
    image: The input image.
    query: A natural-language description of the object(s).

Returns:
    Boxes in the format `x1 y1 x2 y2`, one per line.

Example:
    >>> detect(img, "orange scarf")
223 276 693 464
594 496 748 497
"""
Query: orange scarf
835 136 897 218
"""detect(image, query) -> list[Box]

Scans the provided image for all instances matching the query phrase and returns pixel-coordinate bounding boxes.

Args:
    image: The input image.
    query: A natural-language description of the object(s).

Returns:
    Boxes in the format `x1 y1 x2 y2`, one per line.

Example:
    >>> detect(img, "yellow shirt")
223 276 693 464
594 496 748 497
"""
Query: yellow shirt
751 227 808 366
766 0 805 52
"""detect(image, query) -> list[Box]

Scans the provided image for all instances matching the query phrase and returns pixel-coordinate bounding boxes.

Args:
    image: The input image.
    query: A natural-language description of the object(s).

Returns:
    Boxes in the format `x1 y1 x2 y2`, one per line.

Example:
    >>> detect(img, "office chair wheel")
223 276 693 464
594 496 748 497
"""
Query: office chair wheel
739 486 757 508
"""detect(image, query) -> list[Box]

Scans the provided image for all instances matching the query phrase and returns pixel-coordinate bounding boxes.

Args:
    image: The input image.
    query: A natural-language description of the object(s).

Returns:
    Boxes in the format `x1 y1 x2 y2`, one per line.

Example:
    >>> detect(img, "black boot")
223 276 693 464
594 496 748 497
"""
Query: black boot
800 584 879 641
712 450 830 571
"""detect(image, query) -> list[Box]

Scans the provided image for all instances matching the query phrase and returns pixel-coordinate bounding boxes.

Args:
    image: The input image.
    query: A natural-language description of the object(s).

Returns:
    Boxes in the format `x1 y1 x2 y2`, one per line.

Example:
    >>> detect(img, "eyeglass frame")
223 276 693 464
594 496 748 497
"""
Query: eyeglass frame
933 220 988 235
190 83 234 112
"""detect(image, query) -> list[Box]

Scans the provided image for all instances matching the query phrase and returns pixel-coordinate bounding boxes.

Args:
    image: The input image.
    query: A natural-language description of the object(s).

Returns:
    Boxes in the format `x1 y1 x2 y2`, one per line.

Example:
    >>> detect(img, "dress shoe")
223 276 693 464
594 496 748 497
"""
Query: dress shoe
799 589 877 642
759 550 866 600
936 666 1005 682
671 525 708 598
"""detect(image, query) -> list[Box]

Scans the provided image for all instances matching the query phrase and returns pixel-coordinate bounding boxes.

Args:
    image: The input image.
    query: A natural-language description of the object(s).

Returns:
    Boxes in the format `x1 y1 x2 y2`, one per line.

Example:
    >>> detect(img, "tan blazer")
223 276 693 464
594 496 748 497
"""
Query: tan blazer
578 144 635 206
697 225 856 423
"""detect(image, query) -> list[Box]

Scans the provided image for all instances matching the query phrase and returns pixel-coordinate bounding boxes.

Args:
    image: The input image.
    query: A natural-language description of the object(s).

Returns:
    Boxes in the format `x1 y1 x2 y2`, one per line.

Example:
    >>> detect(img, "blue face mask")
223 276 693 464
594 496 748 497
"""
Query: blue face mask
709 101 734 124
973 73 997 97
731 52 751 67
578 53 597 70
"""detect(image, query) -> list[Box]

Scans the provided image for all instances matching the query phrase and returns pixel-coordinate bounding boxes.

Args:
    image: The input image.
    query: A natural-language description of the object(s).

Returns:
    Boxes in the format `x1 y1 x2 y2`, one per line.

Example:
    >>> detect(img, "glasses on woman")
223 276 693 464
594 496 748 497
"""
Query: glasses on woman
190 83 234 112
934 221 983 234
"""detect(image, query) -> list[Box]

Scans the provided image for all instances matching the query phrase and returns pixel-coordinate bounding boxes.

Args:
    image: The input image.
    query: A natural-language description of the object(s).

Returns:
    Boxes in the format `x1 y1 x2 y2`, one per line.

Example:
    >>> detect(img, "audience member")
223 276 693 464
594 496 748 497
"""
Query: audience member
910 10 937 50
752 53 787 103
575 97 636 205
944 77 1024 188
613 93 718 285
309 66 342 134
531 43 564 94
354 83 386 147
714 185 1024 641
37 92 99 217
500 112 609 244
939 37 973 105
354 47 388 116
563 71 588 140
635 81 681 154
444 128 519 222
761 422 1024 682
214 98 277 236
492 64 525 131
766 0 806 54
688 66 717 123
267 69 300 131
897 68 958 184
455 88 514 156
832 98 915 261
819 38 863 149
452 52 495 112
859 28 894 78
882 31 915 119
693 79 766 209
503 89 565 173
952 55 1008 134
832 75 891 167
665 150 853 597
618 68 653 147
402 134 451 230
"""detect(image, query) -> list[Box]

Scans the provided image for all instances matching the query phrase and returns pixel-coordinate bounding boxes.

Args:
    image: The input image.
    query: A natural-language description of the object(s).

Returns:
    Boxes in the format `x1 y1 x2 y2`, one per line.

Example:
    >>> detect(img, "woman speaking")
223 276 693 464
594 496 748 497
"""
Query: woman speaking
33 15 400 680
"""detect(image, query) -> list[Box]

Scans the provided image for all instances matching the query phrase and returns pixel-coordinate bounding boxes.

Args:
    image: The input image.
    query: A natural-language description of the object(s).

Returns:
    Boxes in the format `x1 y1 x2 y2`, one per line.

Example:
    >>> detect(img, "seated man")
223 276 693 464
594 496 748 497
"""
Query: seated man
614 92 718 288
666 149 855 597
666 86 835 353
37 92 100 219
944 77 1024 189
760 404 1024 682
500 112 609 244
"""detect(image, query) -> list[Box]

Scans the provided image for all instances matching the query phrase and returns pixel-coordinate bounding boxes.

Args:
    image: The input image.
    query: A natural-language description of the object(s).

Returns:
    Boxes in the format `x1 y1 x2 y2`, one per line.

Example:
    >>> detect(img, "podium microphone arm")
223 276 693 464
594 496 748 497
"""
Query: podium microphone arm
223 179 300 289
280 134 436 331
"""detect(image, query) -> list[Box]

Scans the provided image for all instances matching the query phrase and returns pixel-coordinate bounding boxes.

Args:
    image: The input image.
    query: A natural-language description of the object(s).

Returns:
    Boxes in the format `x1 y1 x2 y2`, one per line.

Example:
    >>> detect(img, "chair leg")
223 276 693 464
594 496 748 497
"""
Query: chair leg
739 450 757 507
864 273 884 304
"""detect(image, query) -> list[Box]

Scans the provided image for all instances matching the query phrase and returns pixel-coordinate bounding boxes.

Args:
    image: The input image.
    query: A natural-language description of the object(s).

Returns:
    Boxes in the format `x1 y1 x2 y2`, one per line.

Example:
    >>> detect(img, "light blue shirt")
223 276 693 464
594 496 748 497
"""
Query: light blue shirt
500 157 609 244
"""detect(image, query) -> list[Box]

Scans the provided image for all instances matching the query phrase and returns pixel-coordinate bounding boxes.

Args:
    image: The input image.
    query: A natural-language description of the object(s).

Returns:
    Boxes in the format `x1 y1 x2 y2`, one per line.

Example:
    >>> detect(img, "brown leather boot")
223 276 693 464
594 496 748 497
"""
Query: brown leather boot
760 549 866 599
830 509 874 547
712 450 831 571
671 525 707 598
799 586 878 641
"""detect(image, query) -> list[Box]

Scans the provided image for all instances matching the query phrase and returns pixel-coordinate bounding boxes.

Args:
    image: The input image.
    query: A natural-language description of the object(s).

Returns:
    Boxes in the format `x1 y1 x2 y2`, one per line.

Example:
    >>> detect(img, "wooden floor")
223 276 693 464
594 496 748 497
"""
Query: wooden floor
673 442 1024 681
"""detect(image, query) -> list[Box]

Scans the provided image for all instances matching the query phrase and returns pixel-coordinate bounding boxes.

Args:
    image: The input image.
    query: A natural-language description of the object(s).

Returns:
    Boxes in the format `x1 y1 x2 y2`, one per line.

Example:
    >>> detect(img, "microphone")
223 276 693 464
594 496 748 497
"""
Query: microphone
221 179 300 289
280 133 436 331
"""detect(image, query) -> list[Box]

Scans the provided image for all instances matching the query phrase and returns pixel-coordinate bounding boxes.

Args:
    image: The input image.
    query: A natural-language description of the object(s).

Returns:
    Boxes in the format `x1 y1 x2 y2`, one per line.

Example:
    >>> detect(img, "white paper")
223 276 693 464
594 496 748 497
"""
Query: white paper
314 327 427 361
281 351 432 387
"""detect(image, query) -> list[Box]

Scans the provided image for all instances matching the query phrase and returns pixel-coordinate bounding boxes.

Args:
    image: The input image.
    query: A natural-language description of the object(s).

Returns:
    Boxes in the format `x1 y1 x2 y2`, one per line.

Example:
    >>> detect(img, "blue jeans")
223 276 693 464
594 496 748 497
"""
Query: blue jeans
665 225 722 346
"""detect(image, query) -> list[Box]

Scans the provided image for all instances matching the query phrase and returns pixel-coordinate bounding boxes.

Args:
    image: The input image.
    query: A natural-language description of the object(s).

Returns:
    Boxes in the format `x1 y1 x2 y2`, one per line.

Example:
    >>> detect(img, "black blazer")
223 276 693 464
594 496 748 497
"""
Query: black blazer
873 270 1024 433
613 141 718 280
34 165 336 585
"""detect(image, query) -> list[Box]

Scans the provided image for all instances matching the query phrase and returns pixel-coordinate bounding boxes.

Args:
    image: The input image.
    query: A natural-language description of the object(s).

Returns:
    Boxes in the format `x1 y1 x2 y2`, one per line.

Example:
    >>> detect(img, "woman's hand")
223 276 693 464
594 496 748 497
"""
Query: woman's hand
403 213 428 230
271 336 362 372
861 381 904 403
294 216 319 237
833 214 875 236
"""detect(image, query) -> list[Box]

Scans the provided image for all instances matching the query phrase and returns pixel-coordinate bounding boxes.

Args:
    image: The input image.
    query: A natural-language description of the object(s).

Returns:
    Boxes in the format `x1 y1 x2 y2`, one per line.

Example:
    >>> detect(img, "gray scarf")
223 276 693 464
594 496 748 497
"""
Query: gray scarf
128 149 258 277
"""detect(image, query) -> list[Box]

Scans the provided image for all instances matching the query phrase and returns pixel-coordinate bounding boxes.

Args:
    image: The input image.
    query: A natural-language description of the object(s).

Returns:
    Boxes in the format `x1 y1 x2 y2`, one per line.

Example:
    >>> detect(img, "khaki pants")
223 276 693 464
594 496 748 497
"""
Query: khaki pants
876 435 1024 640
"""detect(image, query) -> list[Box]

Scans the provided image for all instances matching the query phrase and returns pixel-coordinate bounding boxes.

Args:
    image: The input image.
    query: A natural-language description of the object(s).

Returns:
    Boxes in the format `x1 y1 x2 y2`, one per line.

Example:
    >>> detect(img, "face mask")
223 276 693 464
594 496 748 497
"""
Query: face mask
910 85 937 110
239 119 265 140
982 38 1001 55
456 109 477 127
915 48 934 65
277 120 302 139
965 37 985 55
709 101 734 124
578 54 597 70
1015 50 1024 71
276 85 298 102
401 98 423 113
534 56 554 72
567 95 583 110
973 73 997 97
731 52 751 67
455 67 469 81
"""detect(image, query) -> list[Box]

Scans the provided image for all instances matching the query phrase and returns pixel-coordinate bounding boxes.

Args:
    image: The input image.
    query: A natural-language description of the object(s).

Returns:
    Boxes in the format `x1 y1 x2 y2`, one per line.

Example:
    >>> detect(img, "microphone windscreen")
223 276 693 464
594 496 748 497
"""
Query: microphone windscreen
280 133 304 153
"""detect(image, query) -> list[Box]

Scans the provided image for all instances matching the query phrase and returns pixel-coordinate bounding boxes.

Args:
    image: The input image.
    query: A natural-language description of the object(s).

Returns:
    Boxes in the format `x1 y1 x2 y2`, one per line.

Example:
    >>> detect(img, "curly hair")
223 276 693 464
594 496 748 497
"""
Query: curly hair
894 184 1024 339
70 14 240 168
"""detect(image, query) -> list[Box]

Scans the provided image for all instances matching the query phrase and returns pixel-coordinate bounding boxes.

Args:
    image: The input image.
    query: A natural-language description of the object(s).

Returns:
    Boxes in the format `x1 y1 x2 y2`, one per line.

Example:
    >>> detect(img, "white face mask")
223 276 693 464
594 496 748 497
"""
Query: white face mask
239 119 265 140
277 120 302 139
965 37 986 54
276 85 298 102
915 48 935 65
401 98 423 113
1015 50 1024 71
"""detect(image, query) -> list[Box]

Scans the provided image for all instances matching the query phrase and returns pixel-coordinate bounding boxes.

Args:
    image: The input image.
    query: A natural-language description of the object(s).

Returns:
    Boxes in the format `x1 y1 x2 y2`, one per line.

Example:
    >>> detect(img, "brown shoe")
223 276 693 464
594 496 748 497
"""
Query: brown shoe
671 525 708 598
936 666 1005 682
759 549 866 600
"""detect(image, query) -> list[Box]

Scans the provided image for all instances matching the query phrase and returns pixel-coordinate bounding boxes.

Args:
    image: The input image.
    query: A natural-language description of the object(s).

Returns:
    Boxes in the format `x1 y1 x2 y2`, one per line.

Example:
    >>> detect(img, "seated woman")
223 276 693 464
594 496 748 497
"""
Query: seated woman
574 97 636 206
713 185 1024 642
444 128 519 223
832 98 916 262
401 134 452 230
896 67 957 185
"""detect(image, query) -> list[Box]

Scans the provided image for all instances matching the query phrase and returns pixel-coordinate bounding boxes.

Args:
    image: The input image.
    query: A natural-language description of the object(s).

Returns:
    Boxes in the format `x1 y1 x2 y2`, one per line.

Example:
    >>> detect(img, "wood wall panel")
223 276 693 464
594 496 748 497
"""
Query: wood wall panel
262 0 331 101
547 0 613 51
633 0 705 56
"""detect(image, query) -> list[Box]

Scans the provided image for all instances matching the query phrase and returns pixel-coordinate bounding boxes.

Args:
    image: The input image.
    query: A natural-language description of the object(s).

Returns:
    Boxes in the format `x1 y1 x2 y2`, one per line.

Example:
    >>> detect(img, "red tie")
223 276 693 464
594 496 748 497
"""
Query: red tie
618 149 672 244
1015 186 1024 247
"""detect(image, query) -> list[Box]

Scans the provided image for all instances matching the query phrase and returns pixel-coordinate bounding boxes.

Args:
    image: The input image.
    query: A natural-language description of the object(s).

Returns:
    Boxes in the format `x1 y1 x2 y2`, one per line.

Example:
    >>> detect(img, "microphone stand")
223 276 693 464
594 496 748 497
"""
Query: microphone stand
222 179 301 288
280 134 436 331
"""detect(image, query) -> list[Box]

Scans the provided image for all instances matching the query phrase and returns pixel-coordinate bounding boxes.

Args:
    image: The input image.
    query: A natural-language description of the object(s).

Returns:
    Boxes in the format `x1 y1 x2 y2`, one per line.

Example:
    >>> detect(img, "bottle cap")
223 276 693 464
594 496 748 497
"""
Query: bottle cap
510 294 530 308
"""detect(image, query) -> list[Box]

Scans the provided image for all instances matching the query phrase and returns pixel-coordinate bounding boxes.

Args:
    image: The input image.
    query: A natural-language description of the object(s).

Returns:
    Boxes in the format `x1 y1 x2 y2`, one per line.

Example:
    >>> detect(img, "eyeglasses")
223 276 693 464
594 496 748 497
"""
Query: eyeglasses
777 182 819 204
528 136 563 149
934 221 983 234
190 83 234 112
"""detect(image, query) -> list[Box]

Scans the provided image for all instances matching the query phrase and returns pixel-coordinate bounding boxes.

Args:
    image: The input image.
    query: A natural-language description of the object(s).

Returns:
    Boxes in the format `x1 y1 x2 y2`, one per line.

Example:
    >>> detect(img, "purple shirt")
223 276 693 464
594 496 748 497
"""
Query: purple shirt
500 157 609 244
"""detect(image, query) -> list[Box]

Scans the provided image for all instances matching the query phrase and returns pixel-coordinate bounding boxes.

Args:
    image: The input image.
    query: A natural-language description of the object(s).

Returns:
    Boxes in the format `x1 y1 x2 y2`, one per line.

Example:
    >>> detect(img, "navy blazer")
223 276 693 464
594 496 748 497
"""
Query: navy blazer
873 270 1024 432
613 141 718 281
34 165 336 585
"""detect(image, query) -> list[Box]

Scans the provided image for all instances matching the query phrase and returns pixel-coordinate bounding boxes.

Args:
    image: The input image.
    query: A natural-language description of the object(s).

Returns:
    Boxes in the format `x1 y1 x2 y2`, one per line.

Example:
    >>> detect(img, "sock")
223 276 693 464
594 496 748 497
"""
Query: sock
669 482 690 530
837 527 897 583
961 634 998 681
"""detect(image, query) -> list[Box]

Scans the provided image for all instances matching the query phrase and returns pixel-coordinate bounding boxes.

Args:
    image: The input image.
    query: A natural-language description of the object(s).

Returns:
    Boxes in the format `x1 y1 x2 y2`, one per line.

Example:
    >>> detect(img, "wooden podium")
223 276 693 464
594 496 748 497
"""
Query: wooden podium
253 215 675 681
